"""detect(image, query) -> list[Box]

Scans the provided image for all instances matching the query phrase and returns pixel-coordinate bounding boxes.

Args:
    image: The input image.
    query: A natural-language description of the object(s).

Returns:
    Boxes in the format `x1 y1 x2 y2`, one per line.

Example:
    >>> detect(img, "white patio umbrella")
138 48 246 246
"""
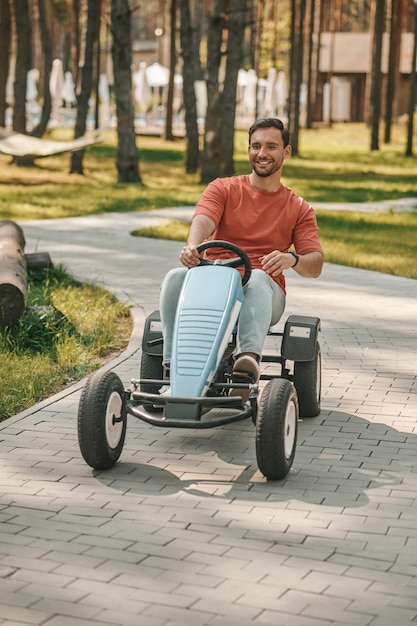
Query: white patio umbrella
133 63 152 113
26 69 38 101
49 59 65 108
26 69 40 130
257 78 268 115
145 62 170 87
99 73 110 103
242 69 258 117
98 73 112 128
173 73 183 113
63 71 76 107
194 80 207 119
263 67 277 116
6 70 14 105
276 71 288 117
237 68 250 87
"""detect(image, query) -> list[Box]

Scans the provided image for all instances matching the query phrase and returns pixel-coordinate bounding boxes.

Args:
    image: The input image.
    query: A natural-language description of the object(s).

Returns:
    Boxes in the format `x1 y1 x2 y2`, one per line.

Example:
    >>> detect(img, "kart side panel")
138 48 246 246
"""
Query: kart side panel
281 315 321 362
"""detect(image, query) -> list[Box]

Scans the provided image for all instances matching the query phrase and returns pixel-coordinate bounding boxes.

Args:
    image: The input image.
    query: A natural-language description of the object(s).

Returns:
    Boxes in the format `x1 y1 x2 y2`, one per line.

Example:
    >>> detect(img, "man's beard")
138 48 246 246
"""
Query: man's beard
252 159 283 177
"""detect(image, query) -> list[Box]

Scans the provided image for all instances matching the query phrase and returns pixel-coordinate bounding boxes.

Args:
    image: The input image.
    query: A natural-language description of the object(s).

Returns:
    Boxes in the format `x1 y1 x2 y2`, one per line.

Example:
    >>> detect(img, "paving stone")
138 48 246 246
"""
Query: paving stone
0 210 415 625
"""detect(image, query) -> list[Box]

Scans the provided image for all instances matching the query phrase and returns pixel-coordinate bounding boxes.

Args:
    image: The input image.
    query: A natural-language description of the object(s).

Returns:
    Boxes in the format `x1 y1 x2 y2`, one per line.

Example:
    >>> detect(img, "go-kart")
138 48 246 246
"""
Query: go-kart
77 241 321 480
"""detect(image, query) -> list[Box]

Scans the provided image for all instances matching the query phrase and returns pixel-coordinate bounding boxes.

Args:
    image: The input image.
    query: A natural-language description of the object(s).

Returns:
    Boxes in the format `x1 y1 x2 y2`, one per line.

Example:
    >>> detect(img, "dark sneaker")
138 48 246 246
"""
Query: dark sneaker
229 355 260 402
158 385 171 396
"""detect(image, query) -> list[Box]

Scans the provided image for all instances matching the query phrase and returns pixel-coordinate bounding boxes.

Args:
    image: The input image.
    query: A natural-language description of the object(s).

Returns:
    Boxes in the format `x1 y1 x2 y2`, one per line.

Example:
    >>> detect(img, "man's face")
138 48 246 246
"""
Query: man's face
248 127 291 177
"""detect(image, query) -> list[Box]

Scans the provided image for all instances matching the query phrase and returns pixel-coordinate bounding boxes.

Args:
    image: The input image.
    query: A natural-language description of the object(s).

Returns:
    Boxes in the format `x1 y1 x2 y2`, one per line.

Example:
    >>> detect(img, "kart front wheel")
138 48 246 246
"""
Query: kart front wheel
78 370 127 470
256 378 298 480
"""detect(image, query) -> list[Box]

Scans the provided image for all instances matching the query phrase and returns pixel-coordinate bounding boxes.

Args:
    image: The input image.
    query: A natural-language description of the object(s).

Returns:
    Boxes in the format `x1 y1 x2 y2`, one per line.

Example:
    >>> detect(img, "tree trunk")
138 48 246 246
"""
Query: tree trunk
0 221 27 328
370 0 385 151
179 0 200 172
200 0 224 183
287 0 296 132
30 0 53 138
248 0 256 69
164 0 177 142
0 0 11 128
271 0 279 68
405 0 417 157
288 0 306 156
218 0 246 177
384 0 403 144
110 0 141 183
200 0 247 182
94 9 101 131
253 0 265 119
72 0 82 88
70 0 101 175
306 0 316 128
13 0 32 133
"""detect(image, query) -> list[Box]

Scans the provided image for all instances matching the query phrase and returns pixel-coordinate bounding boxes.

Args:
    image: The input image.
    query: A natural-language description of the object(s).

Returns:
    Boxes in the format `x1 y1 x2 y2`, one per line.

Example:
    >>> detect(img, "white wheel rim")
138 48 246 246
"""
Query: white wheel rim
105 391 124 449
284 400 297 459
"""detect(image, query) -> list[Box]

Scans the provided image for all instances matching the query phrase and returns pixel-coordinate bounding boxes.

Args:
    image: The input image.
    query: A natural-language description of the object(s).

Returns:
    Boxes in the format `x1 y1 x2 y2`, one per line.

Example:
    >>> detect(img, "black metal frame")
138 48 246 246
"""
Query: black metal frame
124 312 320 429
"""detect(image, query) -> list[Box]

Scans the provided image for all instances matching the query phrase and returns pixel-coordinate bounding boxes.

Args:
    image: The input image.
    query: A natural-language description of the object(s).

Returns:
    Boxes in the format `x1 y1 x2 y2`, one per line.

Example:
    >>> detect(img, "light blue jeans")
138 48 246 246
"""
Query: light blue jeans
159 267 286 364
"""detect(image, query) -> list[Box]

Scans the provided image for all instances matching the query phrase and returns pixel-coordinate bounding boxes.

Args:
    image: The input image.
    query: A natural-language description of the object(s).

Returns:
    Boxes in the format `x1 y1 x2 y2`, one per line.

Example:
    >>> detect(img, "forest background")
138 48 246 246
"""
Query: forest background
0 0 416 185
0 0 416 418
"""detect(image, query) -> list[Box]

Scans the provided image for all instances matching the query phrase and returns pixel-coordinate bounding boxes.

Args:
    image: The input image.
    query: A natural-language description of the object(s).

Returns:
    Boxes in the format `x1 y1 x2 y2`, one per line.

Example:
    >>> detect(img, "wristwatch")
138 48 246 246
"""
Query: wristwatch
289 251 300 267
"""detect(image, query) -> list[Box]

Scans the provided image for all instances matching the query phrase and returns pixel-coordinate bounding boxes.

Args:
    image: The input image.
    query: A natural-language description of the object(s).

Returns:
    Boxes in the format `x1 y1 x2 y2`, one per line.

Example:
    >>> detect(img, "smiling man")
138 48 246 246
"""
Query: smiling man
159 117 324 400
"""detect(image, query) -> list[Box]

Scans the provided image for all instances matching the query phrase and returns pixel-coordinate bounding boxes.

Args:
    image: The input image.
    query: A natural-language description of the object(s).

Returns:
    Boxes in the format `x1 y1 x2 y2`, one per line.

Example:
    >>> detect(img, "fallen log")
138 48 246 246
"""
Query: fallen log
0 220 28 327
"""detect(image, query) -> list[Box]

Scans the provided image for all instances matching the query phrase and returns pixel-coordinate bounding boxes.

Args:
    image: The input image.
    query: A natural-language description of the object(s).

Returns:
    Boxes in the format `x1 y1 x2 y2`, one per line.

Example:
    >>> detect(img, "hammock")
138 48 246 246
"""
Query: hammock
0 129 101 163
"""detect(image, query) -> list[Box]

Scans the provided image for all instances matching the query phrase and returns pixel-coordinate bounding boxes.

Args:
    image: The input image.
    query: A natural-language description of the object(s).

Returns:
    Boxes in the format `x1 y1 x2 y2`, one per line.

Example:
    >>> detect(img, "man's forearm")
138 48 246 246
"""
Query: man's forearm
187 215 216 246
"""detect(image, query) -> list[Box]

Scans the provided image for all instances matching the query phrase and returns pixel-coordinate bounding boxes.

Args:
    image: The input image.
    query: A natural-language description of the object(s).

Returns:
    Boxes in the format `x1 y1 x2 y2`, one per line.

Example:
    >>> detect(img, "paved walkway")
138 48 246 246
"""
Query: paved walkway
1 208 416 626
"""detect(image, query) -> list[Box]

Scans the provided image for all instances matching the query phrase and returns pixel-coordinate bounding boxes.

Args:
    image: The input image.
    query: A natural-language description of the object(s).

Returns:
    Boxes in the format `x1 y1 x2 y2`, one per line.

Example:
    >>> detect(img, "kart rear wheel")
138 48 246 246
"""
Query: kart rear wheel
140 352 163 393
140 351 164 409
256 378 298 480
293 342 321 418
78 370 126 470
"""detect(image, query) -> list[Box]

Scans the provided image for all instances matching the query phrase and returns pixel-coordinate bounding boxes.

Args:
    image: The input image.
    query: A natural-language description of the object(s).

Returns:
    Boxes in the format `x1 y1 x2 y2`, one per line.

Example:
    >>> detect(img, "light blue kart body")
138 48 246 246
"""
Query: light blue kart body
171 263 244 397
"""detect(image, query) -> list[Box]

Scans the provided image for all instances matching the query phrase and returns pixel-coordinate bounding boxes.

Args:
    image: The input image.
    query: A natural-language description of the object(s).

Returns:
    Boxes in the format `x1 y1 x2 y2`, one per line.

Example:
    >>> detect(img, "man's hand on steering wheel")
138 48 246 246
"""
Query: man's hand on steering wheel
179 243 201 268
179 240 252 285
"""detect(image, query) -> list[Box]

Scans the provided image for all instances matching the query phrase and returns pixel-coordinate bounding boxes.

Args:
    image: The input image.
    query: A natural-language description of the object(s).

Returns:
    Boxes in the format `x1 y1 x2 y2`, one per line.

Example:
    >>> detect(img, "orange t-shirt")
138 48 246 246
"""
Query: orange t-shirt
194 175 323 294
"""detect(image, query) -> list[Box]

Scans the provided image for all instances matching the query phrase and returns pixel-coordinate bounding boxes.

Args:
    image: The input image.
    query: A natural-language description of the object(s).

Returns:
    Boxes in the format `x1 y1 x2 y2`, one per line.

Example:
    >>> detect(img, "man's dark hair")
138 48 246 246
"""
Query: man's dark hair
248 117 290 148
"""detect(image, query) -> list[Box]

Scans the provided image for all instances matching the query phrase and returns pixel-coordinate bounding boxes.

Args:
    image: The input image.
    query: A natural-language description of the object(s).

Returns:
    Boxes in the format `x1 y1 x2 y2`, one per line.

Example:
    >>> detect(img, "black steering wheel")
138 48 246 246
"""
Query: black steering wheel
196 240 252 286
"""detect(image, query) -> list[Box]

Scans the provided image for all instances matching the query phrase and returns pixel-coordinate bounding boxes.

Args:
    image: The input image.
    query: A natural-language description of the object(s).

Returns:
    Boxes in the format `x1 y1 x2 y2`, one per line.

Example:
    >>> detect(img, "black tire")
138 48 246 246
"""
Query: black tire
78 370 127 470
256 378 298 480
140 351 164 410
293 342 321 418
140 351 163 394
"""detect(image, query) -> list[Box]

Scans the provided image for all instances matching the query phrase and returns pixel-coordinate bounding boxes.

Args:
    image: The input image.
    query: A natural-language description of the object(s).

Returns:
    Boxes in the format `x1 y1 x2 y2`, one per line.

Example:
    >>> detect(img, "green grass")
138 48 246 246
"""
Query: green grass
0 122 415 418
132 219 190 241
133 208 417 280
236 122 417 202
0 129 203 221
317 210 417 278
2 122 414 279
1 123 416 220
0 264 131 420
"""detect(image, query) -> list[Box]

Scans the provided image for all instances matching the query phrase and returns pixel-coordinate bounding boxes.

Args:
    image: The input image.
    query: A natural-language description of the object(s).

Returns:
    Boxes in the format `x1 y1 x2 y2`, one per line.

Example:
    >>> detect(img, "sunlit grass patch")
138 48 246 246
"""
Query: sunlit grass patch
131 219 189 241
316 209 417 279
132 210 417 280
1 123 416 221
0 264 131 420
